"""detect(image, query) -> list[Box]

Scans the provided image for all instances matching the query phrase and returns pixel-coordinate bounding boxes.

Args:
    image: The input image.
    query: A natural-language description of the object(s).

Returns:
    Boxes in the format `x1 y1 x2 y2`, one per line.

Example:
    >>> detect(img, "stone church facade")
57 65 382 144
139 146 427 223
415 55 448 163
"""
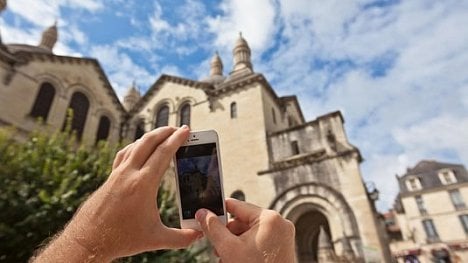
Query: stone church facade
0 3 389 262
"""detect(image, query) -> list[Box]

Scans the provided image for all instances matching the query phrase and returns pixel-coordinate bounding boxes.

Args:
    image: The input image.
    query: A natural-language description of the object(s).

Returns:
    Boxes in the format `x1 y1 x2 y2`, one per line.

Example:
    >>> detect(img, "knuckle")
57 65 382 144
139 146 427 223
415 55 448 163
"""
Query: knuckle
265 210 295 235
157 142 172 155
266 210 283 224
116 148 127 158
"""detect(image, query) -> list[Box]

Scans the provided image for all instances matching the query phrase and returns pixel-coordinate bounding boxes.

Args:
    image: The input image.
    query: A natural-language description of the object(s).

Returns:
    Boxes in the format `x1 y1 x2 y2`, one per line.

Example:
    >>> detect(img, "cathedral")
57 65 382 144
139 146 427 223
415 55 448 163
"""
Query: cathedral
0 2 390 262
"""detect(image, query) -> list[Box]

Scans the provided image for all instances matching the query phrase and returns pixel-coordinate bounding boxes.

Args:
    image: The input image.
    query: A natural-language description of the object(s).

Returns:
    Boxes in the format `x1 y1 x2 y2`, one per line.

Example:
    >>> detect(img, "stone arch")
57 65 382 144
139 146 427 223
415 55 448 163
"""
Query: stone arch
34 73 66 98
269 183 363 259
152 98 176 128
65 83 97 107
94 108 117 127
174 96 197 110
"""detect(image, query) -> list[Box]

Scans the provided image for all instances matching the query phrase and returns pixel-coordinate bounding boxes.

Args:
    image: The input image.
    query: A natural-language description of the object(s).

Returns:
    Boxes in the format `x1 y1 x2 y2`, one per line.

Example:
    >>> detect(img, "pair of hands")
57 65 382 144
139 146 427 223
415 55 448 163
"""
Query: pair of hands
33 126 296 262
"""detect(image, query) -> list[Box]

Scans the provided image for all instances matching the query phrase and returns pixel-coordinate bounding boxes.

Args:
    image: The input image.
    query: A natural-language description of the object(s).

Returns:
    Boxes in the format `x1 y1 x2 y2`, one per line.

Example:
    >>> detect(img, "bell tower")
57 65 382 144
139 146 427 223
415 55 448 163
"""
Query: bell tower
39 22 58 51
232 32 252 73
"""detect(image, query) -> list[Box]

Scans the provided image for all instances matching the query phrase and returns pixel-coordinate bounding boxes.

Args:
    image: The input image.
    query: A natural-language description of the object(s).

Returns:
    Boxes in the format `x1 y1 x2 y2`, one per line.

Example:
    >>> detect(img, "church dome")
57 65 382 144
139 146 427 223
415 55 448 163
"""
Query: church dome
234 33 249 50
210 51 223 76
39 22 58 51
201 52 226 85
123 82 141 111
232 32 252 72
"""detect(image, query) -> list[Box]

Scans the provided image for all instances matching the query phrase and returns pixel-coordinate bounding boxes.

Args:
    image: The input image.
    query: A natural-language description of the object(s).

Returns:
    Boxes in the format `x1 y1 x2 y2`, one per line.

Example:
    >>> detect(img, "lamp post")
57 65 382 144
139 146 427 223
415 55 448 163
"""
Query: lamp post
365 181 380 202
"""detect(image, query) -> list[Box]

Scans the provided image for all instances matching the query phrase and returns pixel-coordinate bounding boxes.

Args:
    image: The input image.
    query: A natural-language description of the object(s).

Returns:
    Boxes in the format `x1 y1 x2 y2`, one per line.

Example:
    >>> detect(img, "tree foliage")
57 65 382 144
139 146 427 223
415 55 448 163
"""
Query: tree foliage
0 127 204 262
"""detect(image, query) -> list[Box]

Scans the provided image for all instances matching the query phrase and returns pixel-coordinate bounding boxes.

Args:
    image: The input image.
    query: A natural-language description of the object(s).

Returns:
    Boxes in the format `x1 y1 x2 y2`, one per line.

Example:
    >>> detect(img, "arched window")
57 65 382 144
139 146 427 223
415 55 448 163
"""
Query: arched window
64 91 89 140
230 102 237 119
95 116 111 143
134 120 145 141
155 105 169 128
30 82 55 121
230 190 245 201
179 103 191 126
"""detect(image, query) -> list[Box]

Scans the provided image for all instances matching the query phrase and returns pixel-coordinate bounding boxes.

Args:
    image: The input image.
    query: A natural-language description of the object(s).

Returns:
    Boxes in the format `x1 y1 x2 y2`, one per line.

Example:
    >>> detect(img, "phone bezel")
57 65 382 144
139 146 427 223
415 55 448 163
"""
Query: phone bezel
173 129 227 230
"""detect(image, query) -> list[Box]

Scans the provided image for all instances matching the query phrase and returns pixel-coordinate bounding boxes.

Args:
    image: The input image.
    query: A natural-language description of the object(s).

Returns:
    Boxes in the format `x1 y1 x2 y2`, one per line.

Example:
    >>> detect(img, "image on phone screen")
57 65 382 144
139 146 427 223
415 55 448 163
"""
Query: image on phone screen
176 143 224 219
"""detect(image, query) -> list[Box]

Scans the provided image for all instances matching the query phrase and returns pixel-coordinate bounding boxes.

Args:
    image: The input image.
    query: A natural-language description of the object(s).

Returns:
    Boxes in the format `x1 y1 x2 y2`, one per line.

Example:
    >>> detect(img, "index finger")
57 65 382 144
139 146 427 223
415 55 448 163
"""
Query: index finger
141 125 190 185
226 198 262 226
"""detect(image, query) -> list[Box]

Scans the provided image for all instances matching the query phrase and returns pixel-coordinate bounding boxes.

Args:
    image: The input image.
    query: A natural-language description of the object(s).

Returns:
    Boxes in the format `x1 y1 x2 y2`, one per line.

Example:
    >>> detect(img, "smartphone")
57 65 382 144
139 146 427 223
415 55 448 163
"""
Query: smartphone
173 130 227 230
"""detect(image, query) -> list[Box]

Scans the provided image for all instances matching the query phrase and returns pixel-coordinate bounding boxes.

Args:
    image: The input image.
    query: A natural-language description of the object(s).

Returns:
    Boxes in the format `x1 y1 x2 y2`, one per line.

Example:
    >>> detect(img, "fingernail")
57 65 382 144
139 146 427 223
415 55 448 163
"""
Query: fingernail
195 209 207 221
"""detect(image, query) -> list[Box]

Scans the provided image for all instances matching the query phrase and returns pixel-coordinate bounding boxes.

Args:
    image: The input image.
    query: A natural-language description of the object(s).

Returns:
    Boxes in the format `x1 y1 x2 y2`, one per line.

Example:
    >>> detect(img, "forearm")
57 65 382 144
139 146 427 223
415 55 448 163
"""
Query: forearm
31 228 112 263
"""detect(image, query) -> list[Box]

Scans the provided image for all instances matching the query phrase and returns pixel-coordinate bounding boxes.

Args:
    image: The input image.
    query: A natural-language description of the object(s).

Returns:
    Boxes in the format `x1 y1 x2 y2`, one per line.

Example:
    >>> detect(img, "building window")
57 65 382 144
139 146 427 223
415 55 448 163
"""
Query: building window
179 103 190 126
406 177 422 191
134 120 145 141
30 82 56 121
291 140 300 155
439 169 457 185
63 92 89 140
272 108 276 124
155 105 169 128
415 195 427 215
422 219 439 241
230 102 237 119
230 190 245 201
95 116 111 144
459 215 468 233
449 189 466 210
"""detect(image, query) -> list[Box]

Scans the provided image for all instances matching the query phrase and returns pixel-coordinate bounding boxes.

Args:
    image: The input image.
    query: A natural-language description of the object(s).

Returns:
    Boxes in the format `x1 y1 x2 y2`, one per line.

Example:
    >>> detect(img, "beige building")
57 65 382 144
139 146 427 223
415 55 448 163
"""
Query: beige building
388 160 468 263
0 3 390 261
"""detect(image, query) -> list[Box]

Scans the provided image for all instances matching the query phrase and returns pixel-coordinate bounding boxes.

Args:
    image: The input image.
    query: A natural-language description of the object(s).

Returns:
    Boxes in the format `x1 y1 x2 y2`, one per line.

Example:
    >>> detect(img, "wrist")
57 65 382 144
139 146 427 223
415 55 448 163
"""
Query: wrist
63 219 115 262
33 223 114 263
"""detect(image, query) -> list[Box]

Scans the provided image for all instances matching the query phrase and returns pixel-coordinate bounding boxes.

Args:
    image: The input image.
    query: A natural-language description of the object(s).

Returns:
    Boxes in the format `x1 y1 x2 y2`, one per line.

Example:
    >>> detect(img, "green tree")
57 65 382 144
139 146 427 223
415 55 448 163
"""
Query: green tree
0 127 204 262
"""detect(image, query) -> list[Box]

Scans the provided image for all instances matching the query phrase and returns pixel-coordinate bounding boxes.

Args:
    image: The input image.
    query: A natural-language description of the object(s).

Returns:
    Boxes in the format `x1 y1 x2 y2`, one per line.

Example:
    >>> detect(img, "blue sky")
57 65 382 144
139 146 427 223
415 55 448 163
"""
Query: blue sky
1 0 467 211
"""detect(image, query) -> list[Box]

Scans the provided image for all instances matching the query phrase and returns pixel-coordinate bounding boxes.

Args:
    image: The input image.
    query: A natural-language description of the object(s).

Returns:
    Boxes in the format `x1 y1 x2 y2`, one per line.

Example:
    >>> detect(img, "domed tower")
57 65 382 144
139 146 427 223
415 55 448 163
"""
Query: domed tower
232 32 252 73
201 52 226 85
0 0 7 13
123 81 141 111
210 51 223 77
39 22 58 51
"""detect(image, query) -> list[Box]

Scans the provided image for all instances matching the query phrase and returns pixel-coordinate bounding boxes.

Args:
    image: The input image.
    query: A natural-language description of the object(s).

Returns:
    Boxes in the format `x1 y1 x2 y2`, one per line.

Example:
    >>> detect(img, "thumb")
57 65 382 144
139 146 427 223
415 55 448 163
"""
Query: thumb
195 209 234 250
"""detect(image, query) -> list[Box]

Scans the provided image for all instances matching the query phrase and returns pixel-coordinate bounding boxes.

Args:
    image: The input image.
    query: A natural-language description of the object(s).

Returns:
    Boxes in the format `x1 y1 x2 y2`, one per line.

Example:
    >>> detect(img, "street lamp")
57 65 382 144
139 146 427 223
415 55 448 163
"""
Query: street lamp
365 181 380 201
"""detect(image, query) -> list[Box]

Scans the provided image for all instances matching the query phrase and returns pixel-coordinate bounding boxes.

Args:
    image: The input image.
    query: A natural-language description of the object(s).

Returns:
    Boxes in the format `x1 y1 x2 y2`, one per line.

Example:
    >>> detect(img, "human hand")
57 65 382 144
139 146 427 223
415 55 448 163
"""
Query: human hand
34 126 200 262
195 198 296 263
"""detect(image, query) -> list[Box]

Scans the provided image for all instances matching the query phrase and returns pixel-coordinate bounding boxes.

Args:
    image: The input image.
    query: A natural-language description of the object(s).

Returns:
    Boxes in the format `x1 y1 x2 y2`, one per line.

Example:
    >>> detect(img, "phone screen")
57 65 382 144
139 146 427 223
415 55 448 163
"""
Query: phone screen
175 143 224 219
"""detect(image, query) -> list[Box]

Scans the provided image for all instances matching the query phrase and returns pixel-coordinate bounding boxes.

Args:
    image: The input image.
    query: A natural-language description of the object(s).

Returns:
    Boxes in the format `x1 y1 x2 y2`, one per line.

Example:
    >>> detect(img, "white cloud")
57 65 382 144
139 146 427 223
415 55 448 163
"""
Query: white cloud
206 0 277 52
65 0 103 12
149 2 170 33
256 0 468 211
393 116 468 163
6 0 102 27
149 0 208 43
0 18 42 45
90 45 155 101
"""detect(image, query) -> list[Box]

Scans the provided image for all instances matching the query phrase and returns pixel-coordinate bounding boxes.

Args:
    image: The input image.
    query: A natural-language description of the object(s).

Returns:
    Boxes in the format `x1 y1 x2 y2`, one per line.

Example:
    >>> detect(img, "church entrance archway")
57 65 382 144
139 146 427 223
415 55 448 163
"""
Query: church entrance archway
269 183 364 260
295 210 331 263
